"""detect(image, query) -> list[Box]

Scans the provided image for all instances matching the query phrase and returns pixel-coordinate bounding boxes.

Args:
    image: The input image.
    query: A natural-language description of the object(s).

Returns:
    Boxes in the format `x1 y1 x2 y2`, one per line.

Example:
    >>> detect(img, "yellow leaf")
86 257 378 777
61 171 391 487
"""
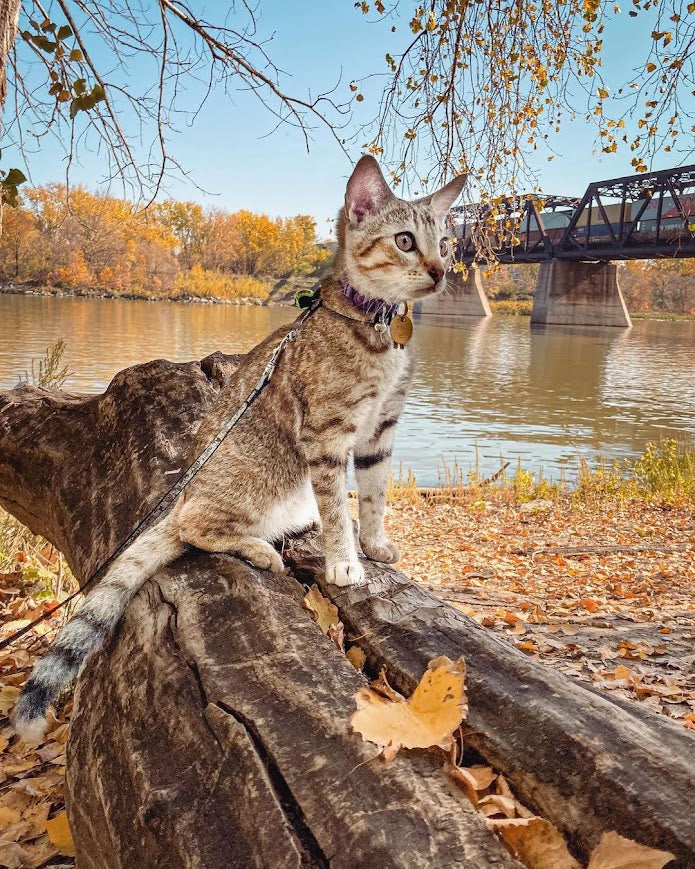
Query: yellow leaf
351 656 467 759
479 794 520 818
327 621 344 651
488 817 581 869
44 811 75 857
303 585 339 634
0 806 21 825
449 765 480 805
0 685 21 715
597 87 609 99
587 831 675 868
646 62 657 72
346 645 366 671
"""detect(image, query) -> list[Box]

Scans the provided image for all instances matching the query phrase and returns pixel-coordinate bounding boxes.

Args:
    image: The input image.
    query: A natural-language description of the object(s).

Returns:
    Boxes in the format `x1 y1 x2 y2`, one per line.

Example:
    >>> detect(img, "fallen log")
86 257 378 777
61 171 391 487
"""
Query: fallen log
1 353 693 867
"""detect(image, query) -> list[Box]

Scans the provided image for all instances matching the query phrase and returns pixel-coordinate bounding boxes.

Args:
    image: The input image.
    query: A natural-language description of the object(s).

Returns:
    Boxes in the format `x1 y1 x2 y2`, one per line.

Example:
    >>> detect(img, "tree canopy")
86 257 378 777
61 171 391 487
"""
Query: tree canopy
0 0 693 207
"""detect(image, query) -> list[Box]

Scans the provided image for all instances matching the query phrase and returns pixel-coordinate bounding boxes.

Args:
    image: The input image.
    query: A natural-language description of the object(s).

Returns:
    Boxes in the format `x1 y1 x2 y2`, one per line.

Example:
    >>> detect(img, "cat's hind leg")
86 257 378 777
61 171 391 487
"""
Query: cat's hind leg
180 528 284 573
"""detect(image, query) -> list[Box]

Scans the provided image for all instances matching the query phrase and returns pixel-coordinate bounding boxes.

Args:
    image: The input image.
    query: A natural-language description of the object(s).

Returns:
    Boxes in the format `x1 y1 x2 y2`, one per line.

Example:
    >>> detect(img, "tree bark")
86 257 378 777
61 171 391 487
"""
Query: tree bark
0 0 21 238
0 0 20 117
1 353 694 867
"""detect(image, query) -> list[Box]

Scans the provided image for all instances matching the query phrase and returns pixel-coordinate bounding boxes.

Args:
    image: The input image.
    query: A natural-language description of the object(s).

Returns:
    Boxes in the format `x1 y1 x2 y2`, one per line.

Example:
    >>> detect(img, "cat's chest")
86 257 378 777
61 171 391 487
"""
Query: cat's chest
354 346 412 411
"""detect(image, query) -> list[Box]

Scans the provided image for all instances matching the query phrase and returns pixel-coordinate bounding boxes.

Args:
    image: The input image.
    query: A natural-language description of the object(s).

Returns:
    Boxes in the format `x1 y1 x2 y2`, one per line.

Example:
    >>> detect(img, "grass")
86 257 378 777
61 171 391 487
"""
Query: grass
0 509 77 602
488 299 533 316
18 339 71 389
388 439 695 508
629 312 695 321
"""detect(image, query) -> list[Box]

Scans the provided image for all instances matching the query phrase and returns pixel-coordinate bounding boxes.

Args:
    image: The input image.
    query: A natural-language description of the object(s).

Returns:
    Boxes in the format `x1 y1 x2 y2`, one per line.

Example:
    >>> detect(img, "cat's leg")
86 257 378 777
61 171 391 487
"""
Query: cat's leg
180 526 285 573
306 451 365 587
354 380 410 564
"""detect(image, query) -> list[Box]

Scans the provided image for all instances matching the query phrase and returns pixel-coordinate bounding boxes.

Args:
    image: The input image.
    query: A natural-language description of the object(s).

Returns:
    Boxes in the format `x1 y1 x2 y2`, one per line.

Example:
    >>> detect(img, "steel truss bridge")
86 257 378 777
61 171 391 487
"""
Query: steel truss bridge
452 164 695 264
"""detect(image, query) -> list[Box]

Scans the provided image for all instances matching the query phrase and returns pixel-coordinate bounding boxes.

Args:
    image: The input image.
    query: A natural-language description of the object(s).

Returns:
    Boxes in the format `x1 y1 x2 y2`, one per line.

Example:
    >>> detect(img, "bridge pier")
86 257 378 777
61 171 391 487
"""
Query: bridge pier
531 259 631 327
417 265 492 317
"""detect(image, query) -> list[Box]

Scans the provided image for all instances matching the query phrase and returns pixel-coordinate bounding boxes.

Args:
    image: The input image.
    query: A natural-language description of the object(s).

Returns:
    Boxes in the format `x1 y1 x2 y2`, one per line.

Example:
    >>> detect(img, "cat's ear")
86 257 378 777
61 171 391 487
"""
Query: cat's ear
429 174 467 218
345 155 394 226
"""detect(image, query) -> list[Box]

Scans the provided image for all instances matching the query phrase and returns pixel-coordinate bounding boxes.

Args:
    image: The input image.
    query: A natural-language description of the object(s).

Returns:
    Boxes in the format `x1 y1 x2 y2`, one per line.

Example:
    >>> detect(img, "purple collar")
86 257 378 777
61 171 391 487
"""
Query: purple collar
340 281 400 324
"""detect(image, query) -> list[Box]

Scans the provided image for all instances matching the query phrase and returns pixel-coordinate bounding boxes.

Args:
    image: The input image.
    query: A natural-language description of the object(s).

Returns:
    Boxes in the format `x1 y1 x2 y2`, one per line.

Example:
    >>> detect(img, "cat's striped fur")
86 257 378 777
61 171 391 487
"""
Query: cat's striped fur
14 156 465 742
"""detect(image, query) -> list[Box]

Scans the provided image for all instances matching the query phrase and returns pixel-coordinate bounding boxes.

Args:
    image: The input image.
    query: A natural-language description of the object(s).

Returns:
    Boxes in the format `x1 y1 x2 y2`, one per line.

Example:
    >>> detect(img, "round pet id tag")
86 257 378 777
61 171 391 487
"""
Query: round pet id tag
389 303 413 349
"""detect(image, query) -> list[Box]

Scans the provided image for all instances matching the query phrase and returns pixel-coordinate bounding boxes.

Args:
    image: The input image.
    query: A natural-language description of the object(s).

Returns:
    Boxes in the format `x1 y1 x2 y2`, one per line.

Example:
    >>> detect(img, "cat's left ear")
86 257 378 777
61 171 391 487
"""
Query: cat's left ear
345 155 394 226
429 174 467 218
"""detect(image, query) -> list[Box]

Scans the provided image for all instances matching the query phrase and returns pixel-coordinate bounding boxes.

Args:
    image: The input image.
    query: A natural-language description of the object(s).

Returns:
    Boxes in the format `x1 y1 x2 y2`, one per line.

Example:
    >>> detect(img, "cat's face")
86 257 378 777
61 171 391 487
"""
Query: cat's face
339 156 466 304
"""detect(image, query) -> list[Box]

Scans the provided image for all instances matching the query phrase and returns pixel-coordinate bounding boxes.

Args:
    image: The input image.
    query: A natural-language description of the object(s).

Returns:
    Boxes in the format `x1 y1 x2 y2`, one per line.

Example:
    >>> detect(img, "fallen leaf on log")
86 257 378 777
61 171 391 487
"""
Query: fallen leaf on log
351 656 467 760
448 765 482 806
327 621 344 652
346 645 366 671
478 794 520 819
587 831 675 868
303 584 340 633
488 817 581 869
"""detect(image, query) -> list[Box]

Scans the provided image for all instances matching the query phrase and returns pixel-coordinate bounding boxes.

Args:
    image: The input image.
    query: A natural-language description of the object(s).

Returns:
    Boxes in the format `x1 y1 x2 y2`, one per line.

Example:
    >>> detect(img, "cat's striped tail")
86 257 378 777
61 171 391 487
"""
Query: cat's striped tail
13 518 183 742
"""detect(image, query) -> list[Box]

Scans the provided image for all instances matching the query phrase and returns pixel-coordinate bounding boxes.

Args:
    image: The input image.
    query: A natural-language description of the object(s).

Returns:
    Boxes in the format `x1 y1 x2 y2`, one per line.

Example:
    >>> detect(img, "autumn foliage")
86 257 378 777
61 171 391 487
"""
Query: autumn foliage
0 186 330 301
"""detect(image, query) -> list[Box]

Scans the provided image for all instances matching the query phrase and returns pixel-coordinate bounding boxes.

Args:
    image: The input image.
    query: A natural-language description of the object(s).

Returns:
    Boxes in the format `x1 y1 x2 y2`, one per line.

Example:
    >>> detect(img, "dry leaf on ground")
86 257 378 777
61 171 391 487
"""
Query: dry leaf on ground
44 810 75 857
351 656 467 760
488 817 581 869
587 831 675 869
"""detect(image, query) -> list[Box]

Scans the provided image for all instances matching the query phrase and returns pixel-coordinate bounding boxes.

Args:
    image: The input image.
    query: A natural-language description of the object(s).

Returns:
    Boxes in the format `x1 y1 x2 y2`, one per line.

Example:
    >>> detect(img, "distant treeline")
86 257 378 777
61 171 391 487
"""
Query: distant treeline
0 186 332 301
482 260 695 315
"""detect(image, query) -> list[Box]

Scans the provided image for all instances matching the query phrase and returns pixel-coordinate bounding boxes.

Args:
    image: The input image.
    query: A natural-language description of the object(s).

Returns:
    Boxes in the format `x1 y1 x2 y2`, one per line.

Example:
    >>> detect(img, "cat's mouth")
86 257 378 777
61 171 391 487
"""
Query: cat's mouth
412 282 443 298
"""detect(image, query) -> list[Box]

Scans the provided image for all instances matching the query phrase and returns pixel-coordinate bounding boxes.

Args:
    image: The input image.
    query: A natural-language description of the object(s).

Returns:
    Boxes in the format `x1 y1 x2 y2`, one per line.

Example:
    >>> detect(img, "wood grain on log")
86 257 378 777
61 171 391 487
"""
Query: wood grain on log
67 557 517 868
1 352 693 867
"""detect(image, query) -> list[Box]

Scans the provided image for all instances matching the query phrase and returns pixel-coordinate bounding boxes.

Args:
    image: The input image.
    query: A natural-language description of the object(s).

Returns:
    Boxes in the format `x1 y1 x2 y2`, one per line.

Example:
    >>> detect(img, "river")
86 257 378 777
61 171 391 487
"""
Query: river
1 293 693 486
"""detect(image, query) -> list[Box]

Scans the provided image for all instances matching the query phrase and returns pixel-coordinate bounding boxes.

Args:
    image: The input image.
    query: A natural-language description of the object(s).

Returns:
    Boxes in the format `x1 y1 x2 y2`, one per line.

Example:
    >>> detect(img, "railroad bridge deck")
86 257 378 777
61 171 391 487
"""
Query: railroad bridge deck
453 164 695 264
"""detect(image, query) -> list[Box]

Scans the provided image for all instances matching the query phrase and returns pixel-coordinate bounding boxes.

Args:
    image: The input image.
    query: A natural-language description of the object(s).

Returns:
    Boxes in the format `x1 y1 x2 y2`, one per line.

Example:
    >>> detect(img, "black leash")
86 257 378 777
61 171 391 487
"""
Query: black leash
0 297 323 652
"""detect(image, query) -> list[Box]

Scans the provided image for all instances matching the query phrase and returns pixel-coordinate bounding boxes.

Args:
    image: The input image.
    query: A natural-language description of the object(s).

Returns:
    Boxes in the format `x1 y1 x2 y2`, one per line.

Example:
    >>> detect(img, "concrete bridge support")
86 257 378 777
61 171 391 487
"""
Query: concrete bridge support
531 259 631 327
418 265 492 317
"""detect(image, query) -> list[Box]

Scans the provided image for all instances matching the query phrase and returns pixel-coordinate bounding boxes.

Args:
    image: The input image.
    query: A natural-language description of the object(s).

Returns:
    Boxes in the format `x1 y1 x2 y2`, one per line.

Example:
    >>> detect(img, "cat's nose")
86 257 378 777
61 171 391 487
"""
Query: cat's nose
427 265 444 283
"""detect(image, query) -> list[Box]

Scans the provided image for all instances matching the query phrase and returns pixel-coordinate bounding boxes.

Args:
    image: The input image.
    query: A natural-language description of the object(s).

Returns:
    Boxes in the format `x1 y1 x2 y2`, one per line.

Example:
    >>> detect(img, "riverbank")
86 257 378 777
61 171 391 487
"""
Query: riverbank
0 277 312 308
488 298 695 320
4 283 694 319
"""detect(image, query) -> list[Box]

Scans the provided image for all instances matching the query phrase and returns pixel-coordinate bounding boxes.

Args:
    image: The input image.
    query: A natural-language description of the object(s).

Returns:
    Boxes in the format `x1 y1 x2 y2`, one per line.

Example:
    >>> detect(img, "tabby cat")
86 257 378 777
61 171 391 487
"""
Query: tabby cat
14 155 465 741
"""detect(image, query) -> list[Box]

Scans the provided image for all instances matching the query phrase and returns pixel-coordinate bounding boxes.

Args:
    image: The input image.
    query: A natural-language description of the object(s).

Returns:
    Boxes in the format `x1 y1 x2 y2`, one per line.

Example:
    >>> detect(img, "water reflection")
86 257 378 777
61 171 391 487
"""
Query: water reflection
1 294 693 485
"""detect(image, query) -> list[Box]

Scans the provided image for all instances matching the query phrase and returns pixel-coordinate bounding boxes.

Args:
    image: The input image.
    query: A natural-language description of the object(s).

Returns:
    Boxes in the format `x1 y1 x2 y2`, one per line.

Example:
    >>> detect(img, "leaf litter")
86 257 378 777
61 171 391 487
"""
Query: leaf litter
380 495 695 726
351 655 675 869
0 560 76 867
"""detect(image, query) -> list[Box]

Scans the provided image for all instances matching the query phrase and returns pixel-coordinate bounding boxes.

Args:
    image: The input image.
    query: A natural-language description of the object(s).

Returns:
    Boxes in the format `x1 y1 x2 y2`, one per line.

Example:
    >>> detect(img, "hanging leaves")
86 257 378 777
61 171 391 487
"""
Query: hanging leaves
19 15 104 119
0 168 27 208
358 0 695 193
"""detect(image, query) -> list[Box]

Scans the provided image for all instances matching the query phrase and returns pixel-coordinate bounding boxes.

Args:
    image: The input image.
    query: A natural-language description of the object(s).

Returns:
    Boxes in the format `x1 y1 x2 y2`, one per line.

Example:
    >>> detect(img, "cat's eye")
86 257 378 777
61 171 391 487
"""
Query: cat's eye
439 238 450 257
395 232 416 252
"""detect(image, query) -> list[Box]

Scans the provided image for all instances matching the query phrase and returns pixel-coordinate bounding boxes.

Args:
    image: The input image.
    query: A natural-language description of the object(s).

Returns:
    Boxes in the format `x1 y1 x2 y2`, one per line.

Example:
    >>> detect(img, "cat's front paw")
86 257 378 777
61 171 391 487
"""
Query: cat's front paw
239 540 285 573
326 560 366 587
360 537 400 564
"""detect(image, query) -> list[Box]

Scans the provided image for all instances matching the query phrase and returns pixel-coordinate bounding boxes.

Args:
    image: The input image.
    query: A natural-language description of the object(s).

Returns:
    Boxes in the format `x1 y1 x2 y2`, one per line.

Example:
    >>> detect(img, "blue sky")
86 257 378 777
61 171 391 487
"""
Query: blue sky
2 1 691 231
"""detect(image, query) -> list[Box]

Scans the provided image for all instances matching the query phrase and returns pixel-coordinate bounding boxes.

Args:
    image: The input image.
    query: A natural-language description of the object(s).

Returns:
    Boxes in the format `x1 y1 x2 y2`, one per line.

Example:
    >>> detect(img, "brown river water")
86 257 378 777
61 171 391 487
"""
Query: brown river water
1 293 693 486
